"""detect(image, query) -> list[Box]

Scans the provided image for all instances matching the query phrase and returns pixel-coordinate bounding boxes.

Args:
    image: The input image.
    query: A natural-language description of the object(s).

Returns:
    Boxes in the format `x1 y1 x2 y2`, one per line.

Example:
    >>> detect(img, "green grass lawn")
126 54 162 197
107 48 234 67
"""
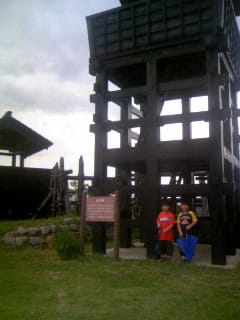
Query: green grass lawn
0 218 240 320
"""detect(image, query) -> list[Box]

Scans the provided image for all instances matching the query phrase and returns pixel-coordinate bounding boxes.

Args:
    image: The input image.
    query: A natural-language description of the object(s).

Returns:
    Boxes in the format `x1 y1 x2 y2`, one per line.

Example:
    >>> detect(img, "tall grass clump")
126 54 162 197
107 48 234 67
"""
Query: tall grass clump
54 230 80 260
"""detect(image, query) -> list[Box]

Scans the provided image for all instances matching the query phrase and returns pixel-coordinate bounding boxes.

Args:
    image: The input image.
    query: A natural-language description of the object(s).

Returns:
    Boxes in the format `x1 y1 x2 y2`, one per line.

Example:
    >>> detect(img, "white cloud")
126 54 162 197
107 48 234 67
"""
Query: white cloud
12 110 95 175
0 0 119 174
0 73 92 113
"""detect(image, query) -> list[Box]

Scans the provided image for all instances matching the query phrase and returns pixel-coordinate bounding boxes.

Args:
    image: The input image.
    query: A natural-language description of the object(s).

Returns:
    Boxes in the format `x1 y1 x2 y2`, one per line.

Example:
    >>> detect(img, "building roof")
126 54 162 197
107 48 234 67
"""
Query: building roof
233 0 240 15
119 0 137 4
0 111 53 158
119 0 240 15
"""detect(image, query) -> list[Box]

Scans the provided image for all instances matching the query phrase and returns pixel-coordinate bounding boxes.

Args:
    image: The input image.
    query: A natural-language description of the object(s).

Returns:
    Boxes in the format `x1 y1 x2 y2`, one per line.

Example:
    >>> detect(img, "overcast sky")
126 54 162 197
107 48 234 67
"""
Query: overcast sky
0 2 239 175
0 0 119 175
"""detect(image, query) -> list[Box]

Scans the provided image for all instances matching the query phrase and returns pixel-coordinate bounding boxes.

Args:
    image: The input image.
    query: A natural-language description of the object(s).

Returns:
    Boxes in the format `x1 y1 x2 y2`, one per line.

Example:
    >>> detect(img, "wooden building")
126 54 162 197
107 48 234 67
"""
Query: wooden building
0 111 53 219
87 0 240 264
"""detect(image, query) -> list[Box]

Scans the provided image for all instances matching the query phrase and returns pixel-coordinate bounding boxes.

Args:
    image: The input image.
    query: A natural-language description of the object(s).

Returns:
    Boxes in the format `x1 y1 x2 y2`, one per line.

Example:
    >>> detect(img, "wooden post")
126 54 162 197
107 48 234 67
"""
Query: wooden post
58 157 65 215
143 58 159 258
231 83 240 249
80 190 87 256
118 99 132 248
113 190 120 260
120 98 131 148
12 153 16 167
92 70 108 254
207 50 226 265
20 155 25 168
50 163 58 216
182 96 191 141
77 156 85 215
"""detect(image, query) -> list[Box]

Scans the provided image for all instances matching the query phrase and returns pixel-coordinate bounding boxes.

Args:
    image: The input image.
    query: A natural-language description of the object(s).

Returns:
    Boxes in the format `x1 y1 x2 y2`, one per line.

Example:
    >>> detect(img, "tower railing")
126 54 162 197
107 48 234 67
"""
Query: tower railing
87 0 215 60
87 0 240 77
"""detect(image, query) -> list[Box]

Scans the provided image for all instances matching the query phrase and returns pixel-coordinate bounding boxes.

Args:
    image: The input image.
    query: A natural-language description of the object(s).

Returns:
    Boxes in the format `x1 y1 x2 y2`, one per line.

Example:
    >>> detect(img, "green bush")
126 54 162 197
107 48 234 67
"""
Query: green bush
54 230 80 260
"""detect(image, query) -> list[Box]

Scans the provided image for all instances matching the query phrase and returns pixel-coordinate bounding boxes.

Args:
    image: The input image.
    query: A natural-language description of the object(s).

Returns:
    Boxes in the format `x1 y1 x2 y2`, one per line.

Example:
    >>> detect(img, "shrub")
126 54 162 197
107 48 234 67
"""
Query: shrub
54 230 80 260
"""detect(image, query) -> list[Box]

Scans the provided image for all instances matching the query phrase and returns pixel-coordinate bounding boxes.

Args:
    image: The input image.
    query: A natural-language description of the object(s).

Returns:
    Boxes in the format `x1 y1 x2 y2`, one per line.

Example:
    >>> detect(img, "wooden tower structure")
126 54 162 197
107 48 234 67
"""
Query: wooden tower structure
87 0 240 264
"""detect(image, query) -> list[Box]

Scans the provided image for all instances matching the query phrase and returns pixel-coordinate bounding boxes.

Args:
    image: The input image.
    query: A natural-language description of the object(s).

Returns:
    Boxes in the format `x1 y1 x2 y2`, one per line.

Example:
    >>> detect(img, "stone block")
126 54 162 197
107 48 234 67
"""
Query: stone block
63 217 74 224
29 237 43 246
29 227 40 236
15 237 27 247
16 226 28 235
3 234 16 246
69 224 79 232
40 226 51 235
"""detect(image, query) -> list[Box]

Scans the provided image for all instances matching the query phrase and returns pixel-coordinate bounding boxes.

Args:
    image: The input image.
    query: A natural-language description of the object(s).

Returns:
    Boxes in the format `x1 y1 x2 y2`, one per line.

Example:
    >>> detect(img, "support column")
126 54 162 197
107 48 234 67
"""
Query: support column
20 156 25 168
118 99 132 248
121 98 131 148
143 58 159 257
231 83 240 248
207 50 226 265
222 75 236 255
92 70 108 254
182 96 191 141
12 153 16 167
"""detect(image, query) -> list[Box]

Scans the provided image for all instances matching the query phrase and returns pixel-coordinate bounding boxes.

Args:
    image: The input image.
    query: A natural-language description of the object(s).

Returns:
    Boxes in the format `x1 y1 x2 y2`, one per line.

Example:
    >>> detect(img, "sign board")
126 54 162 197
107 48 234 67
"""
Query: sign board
86 196 116 222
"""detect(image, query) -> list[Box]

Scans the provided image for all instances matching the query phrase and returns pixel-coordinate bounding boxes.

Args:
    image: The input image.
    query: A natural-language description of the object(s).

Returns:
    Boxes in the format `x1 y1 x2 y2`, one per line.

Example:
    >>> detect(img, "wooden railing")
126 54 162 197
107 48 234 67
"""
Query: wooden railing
87 0 240 77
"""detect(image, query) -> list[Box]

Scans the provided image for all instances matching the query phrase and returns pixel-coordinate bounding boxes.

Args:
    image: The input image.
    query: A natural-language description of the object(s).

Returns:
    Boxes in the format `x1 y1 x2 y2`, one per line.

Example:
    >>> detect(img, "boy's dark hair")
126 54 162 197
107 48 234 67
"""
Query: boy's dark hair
161 201 171 207
181 201 190 206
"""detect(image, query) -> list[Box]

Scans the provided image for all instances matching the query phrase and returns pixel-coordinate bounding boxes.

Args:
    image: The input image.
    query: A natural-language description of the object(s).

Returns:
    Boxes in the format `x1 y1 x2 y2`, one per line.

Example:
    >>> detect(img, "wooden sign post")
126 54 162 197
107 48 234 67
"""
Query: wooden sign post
81 191 120 260
79 190 87 256
113 190 120 261
86 196 116 223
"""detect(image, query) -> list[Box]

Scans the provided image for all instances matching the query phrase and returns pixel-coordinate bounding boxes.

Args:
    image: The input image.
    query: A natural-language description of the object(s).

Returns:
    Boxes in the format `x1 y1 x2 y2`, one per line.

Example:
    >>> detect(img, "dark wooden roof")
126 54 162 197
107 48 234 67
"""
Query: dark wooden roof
120 0 138 4
88 0 240 77
0 111 53 157
233 0 240 15
120 0 240 15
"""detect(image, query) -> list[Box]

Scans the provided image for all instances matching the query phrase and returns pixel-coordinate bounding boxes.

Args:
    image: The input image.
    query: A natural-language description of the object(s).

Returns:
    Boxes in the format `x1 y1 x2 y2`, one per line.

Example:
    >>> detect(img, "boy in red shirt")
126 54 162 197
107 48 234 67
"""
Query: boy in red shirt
156 202 176 261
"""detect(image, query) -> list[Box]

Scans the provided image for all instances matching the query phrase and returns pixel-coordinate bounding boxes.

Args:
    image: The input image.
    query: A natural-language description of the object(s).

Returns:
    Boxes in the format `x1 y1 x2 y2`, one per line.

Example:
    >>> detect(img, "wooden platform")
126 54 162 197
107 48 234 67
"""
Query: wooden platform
107 243 240 268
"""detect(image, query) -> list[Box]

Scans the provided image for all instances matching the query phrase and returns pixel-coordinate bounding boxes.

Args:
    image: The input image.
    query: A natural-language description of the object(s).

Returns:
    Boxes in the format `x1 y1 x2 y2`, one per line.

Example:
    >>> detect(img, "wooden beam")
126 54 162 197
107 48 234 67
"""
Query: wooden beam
104 118 143 131
129 105 143 118
107 86 147 100
159 76 207 92
0 152 12 156
224 147 240 168
158 109 231 125
129 130 139 141
159 184 210 196
68 175 94 181
92 109 231 134
91 87 147 103
103 40 205 72
104 139 210 165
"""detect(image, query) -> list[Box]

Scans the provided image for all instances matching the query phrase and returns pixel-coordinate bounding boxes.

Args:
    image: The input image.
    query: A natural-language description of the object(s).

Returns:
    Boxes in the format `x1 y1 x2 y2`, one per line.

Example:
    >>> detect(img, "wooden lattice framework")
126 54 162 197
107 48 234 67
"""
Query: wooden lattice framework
87 0 240 264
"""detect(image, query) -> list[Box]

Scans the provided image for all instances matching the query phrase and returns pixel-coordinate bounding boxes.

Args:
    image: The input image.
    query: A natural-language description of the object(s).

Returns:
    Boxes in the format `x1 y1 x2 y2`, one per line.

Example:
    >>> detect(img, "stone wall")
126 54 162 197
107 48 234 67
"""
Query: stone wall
2 217 80 248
